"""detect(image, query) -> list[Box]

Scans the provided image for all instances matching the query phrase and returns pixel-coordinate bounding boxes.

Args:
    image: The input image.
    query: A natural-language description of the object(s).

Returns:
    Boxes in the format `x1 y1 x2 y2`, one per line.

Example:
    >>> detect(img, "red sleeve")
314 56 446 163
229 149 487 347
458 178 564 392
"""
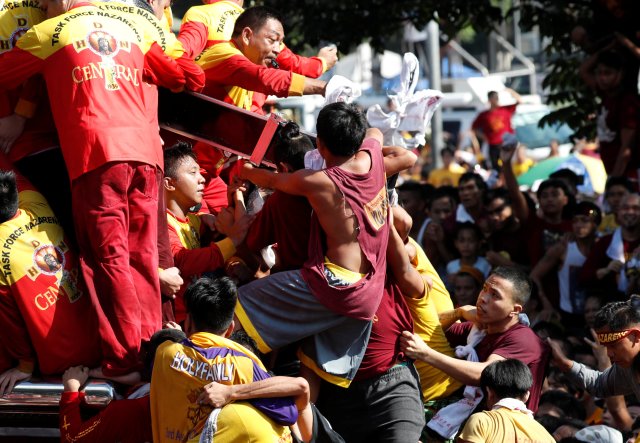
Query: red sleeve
275 45 324 78
176 52 205 92
0 285 36 372
168 224 226 278
0 48 44 92
471 111 485 131
177 21 208 60
60 392 152 442
206 54 296 97
444 321 472 348
15 75 46 119
143 42 186 92
502 104 517 115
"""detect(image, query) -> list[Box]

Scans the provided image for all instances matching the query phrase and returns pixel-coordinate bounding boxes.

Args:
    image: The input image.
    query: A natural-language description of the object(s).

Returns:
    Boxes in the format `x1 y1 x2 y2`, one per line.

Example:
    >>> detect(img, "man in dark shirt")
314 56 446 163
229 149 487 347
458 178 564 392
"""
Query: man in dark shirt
401 266 549 412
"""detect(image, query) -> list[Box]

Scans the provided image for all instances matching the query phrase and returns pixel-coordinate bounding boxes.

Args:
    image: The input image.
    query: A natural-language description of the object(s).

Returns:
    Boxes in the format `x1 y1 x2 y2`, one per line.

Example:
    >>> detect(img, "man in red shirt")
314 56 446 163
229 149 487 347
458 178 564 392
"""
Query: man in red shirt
471 88 521 170
401 266 550 414
0 0 201 380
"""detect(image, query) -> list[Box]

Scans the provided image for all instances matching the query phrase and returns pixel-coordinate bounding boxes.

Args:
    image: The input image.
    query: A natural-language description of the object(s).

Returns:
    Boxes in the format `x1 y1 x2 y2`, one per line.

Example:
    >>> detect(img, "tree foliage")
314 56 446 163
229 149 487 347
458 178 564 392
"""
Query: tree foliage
261 0 502 53
518 0 597 138
260 0 605 138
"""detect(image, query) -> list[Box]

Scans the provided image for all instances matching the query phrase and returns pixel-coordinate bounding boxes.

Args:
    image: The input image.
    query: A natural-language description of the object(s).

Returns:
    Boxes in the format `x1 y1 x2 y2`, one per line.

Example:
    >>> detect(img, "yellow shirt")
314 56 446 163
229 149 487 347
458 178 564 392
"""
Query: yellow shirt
512 158 534 177
187 402 293 443
405 238 463 401
427 164 466 187
150 332 295 443
459 408 555 443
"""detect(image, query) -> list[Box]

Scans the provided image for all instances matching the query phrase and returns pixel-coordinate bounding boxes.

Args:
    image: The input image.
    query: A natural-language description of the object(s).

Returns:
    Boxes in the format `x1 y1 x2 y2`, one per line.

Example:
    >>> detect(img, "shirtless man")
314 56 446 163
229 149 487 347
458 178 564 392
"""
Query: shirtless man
237 102 416 398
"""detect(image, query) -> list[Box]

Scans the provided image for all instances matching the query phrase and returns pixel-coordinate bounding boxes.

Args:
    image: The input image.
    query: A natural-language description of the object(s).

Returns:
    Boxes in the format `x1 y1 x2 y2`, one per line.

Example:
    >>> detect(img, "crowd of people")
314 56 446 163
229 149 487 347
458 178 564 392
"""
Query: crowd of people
0 0 639 442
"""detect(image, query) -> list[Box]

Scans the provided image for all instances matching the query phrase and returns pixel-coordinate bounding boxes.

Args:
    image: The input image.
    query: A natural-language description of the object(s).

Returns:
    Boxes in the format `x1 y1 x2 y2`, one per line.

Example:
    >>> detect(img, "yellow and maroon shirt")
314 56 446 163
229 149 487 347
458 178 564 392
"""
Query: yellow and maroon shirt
0 167 100 375
151 331 297 443
0 2 188 180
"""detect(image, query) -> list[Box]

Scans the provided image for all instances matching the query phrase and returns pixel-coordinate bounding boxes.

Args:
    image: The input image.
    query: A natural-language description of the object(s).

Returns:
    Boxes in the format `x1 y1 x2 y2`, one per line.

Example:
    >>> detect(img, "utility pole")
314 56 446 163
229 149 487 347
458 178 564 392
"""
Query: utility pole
427 20 443 167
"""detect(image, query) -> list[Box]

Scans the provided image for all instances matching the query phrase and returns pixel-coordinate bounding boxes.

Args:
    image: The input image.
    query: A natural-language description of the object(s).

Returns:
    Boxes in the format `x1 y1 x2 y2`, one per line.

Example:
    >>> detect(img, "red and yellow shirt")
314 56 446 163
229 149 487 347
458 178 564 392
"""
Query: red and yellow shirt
0 3 187 180
0 169 100 375
197 40 305 111
167 209 235 321
0 0 58 162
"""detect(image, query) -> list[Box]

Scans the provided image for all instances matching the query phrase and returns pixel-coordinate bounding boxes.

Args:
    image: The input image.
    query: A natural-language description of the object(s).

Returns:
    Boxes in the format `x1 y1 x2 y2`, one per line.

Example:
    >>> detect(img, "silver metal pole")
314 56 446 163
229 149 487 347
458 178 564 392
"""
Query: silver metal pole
427 20 443 168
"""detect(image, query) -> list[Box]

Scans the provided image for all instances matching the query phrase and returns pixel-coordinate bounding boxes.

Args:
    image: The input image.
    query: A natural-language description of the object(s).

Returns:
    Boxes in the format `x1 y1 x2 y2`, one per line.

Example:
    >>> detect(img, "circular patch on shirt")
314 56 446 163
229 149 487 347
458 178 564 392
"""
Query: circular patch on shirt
33 244 65 275
87 30 119 58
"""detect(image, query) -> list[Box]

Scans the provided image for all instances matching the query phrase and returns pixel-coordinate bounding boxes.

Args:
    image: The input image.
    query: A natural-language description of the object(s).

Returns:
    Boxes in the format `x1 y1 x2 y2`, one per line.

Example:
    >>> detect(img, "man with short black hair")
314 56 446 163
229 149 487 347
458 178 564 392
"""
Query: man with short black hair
237 102 416 397
458 359 555 442
401 266 549 412
0 161 100 395
471 88 521 170
150 277 297 443
197 6 326 111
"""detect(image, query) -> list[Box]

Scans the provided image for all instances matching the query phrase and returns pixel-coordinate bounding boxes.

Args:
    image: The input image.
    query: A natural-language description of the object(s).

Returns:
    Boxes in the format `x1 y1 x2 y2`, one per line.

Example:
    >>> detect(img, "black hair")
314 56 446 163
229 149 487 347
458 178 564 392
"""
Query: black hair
487 90 498 99
484 187 512 207
571 201 602 226
0 170 19 224
532 321 564 340
454 221 482 242
316 102 367 157
440 147 455 157
605 175 634 194
429 186 458 209
549 168 581 189
480 359 532 401
273 121 313 171
539 390 586 421
184 277 238 334
398 180 433 202
593 295 640 331
142 328 187 381
596 51 624 71
458 172 487 192
230 330 261 357
536 178 570 199
232 6 283 38
489 266 532 305
164 141 197 179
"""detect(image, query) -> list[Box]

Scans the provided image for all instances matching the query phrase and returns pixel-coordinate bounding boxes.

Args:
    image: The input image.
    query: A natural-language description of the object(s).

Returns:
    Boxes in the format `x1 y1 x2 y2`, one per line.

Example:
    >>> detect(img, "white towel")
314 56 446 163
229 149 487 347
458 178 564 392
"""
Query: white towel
304 149 326 171
199 408 222 443
324 75 362 105
605 227 627 292
426 325 486 439
365 52 443 150
493 398 533 418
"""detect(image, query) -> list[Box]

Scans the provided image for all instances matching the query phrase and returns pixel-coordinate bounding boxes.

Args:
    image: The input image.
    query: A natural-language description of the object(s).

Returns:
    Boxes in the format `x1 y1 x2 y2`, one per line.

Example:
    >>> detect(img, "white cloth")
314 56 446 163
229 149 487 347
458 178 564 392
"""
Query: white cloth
304 149 326 171
605 227 627 292
199 408 222 443
365 52 443 149
492 398 533 418
456 204 475 223
427 325 486 439
324 75 362 105
575 425 623 443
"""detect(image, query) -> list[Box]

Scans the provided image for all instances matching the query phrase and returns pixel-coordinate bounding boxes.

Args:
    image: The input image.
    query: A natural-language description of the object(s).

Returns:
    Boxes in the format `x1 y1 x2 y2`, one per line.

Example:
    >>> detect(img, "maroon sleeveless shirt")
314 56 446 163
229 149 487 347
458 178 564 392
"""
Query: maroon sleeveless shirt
301 138 389 320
